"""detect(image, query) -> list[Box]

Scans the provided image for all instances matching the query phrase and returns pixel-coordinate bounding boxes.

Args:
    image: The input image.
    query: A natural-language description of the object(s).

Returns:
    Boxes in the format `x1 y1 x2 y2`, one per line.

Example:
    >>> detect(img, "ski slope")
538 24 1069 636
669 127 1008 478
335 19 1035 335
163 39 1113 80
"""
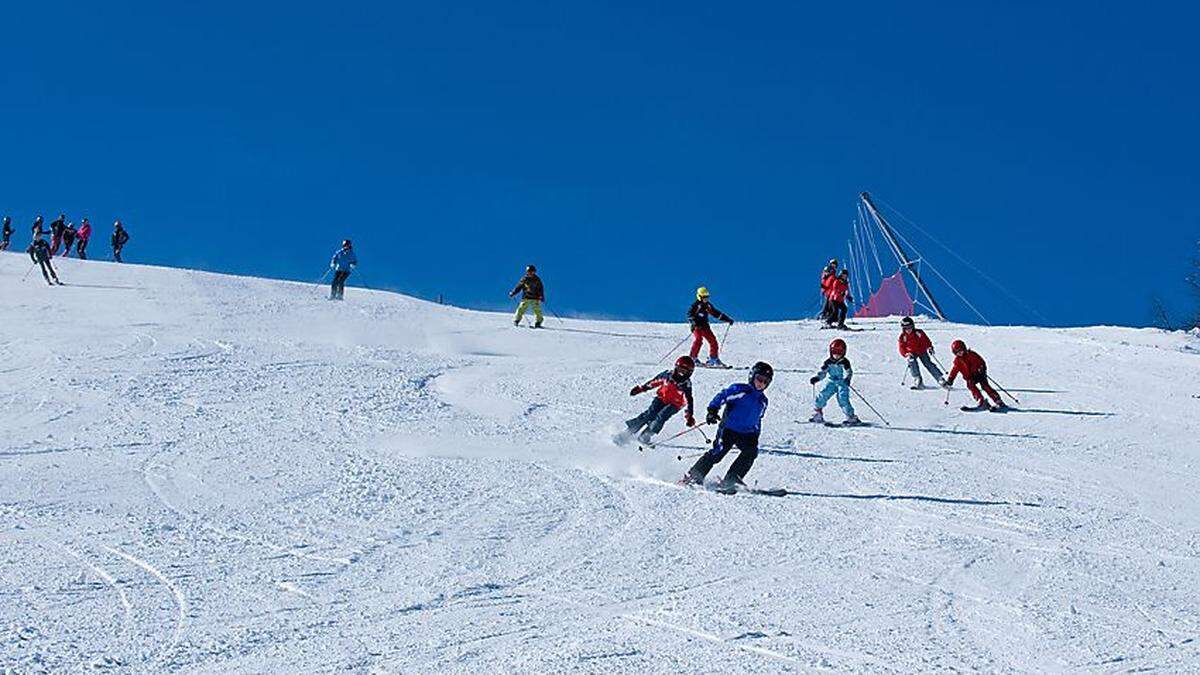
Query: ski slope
3 253 1200 673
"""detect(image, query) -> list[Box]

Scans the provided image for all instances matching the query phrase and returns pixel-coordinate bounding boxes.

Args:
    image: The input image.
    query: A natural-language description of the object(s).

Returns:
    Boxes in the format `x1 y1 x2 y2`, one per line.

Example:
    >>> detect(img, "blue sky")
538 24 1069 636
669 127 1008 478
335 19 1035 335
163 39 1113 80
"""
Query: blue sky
3 1 1197 326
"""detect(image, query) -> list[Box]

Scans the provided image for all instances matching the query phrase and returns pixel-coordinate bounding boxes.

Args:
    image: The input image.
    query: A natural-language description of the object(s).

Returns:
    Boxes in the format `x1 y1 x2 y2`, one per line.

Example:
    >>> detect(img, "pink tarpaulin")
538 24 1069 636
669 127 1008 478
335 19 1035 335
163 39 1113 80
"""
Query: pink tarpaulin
855 271 914 318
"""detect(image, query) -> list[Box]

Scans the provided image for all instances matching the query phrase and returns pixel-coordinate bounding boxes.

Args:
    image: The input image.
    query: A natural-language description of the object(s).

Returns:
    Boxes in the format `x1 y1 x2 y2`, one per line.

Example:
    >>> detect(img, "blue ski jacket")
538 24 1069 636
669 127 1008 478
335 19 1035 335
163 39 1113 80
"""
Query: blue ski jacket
708 382 769 434
813 357 853 384
331 247 358 272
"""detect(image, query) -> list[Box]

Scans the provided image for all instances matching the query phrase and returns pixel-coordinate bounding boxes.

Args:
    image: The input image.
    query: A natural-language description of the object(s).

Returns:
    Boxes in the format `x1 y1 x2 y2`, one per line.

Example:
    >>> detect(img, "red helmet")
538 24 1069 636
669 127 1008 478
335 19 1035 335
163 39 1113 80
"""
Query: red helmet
950 339 967 354
829 338 847 357
673 355 695 375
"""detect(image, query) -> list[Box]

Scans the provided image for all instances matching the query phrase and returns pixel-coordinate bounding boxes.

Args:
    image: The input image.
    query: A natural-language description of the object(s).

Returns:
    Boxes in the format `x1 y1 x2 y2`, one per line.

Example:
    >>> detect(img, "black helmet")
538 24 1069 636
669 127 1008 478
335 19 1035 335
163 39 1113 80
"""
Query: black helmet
900 316 914 327
342 239 352 248
526 264 536 273
749 361 774 387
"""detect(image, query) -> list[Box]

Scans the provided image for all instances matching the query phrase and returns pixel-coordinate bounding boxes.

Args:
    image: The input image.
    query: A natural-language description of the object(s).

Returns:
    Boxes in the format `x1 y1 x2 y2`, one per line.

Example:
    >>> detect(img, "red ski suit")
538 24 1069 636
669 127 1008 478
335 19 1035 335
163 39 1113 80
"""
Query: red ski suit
898 329 933 357
946 349 1003 406
827 277 850 302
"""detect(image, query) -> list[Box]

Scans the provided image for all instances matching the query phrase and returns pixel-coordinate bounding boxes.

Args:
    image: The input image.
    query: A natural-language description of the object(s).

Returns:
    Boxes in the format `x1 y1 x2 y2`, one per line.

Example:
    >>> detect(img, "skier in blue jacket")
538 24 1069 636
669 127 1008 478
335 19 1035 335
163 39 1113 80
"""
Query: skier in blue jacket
681 361 773 490
809 338 861 425
329 239 357 300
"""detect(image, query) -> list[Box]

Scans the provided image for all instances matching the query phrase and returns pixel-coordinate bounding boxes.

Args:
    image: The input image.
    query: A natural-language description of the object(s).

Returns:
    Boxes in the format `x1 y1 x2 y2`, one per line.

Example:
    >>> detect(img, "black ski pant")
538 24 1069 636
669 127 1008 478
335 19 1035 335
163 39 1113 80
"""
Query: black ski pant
0 237 9 251
61 235 75 256
625 398 680 437
688 427 759 485
35 257 58 284
113 245 124 262
330 270 351 299
76 239 88 259
832 300 848 326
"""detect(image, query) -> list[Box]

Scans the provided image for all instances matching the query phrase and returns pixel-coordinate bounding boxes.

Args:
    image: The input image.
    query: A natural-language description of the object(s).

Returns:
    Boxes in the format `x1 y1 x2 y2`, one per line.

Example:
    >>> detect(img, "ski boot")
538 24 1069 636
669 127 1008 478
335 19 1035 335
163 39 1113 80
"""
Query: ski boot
842 415 864 426
704 356 726 368
636 431 654 446
611 428 634 446
808 409 825 424
677 469 706 488
714 477 744 494
960 400 989 412
910 380 925 390
990 402 1009 412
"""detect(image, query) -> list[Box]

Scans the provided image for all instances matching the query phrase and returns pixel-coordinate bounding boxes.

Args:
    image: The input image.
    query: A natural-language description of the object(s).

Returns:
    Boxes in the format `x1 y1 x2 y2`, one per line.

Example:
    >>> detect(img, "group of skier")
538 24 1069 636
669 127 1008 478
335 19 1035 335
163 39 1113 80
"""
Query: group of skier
819 259 853 329
4 213 133 286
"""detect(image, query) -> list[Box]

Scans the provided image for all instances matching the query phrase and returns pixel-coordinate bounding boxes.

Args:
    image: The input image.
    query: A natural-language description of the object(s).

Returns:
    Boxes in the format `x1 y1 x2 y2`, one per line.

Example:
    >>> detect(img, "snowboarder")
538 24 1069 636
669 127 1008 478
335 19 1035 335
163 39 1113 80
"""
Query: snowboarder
27 238 61 285
687 287 734 367
60 222 77 257
681 361 773 491
48 214 66 255
943 340 1006 411
898 316 944 389
111 220 130 262
329 239 357 300
819 259 839 324
828 269 853 329
0 216 12 251
614 356 696 446
809 338 861 425
75 219 92 259
509 265 545 328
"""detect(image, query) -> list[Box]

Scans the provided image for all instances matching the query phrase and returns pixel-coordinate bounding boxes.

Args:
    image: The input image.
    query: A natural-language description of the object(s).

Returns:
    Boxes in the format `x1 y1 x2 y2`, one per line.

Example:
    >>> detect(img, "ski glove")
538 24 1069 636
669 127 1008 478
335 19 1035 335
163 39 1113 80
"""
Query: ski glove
705 408 720 425
726 317 735 324
629 385 644 396
685 412 695 427
809 376 820 385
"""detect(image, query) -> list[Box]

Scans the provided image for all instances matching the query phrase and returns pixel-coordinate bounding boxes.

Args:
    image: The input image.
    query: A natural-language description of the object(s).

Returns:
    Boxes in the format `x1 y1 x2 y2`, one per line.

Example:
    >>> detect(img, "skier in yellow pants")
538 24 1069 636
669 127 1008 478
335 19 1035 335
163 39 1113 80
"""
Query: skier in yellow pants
509 264 546 328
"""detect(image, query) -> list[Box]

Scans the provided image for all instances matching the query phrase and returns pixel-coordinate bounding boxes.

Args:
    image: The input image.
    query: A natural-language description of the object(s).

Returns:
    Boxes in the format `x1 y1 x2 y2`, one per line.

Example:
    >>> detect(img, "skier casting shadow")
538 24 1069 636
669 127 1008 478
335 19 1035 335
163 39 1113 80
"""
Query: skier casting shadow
27 238 62 285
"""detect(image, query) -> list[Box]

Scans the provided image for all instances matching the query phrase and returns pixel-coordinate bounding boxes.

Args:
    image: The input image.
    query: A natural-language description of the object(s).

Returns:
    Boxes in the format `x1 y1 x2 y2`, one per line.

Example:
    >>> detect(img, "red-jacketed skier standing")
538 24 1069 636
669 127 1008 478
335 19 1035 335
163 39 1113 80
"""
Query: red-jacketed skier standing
688 287 734 368
943 340 1006 411
898 316 944 389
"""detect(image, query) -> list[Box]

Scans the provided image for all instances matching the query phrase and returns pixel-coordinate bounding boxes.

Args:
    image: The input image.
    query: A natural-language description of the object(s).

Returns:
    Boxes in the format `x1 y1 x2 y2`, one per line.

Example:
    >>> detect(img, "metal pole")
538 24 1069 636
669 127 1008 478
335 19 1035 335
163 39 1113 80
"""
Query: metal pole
21 262 38 282
656 332 692 365
860 192 946 320
987 375 1021 405
641 422 710 450
847 381 890 425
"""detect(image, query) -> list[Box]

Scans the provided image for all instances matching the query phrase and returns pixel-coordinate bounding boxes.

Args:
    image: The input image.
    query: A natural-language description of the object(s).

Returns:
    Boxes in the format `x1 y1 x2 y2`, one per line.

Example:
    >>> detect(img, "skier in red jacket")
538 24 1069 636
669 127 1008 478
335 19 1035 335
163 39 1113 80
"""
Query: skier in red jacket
943 340 1006 411
688 287 734 367
827 270 853 329
614 356 697 445
819 259 839 324
898 317 944 389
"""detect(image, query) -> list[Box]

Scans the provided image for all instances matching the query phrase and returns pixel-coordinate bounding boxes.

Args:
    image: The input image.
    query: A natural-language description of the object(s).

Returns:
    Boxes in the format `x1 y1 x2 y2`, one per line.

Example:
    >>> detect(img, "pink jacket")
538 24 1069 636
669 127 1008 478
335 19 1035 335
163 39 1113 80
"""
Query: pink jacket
77 223 92 241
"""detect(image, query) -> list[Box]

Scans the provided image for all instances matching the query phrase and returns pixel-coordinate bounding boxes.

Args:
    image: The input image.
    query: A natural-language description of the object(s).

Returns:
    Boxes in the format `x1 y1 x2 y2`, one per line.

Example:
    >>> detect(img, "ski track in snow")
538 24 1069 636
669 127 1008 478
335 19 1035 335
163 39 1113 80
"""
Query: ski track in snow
2 253 1200 672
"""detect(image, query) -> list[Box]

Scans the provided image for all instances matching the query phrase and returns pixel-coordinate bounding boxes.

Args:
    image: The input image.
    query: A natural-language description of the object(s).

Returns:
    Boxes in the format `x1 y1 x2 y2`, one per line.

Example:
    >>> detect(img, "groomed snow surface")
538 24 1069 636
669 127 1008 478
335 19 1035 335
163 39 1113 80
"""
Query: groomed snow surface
3 254 1200 673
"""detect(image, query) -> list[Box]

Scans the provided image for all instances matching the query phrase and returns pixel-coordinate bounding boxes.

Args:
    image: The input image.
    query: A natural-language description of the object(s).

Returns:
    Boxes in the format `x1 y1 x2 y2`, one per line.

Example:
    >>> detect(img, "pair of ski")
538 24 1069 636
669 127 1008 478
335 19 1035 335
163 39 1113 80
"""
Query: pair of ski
675 478 789 497
960 404 1010 413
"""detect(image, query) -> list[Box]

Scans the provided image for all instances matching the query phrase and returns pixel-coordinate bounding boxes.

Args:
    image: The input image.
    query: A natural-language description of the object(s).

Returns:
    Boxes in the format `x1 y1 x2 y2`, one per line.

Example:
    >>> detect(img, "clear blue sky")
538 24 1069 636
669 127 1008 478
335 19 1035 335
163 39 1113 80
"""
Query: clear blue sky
4 1 1197 327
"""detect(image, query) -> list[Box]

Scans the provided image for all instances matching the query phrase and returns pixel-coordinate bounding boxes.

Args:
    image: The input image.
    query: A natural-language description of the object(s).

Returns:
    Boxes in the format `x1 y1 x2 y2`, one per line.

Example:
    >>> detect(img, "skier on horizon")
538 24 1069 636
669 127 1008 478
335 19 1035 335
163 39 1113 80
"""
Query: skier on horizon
0 216 11 251
943 340 1007 411
809 338 862 426
48 214 66 255
688 286 734 367
819 259 839 324
329 239 357 300
111 220 130 262
828 269 853 329
614 356 696 446
509 265 545 328
681 361 773 492
27 238 61 285
898 316 944 389
75 219 92 259
60 221 77 257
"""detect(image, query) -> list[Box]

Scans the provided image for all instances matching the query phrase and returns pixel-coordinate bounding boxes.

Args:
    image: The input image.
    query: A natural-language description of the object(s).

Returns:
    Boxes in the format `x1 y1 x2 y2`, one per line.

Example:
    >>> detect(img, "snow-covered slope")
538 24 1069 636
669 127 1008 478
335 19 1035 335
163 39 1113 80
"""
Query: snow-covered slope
3 253 1199 673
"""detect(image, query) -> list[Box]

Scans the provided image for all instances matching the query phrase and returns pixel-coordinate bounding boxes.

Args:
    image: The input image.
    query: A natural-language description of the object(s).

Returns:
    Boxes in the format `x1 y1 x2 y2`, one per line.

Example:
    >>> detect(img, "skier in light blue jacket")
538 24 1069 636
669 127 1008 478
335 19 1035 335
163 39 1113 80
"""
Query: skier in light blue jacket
329 239 357 300
809 338 862 426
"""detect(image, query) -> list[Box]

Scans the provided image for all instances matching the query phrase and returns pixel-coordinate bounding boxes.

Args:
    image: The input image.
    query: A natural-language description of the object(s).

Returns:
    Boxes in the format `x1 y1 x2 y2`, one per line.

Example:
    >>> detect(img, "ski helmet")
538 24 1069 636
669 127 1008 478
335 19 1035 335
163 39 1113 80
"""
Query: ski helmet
2 216 8 225
342 239 352 248
749 361 774 387
673 355 695 377
900 316 914 328
829 259 838 266
950 339 967 354
526 264 536 273
829 338 847 357
696 286 710 300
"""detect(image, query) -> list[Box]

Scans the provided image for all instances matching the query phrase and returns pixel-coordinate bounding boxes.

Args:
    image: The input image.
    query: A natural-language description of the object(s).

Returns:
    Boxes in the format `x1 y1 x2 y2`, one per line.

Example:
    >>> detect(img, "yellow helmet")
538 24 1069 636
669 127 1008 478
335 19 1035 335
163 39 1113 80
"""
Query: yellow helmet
696 286 710 300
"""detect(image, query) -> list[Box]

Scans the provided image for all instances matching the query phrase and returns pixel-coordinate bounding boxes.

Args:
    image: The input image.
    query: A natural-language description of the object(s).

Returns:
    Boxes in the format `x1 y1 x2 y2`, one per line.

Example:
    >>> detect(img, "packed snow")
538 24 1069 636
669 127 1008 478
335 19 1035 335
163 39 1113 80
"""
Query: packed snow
3 254 1199 672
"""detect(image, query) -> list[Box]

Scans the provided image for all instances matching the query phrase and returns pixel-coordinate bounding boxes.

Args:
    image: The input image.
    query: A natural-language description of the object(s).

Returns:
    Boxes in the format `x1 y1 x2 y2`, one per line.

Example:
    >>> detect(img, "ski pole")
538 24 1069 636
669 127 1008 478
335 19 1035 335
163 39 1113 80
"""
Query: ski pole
720 322 732 350
656 332 692 365
987 375 1021 405
642 422 710 449
21 262 37 282
314 268 331 286
546 304 565 324
900 363 909 387
847 382 890 426
943 383 952 406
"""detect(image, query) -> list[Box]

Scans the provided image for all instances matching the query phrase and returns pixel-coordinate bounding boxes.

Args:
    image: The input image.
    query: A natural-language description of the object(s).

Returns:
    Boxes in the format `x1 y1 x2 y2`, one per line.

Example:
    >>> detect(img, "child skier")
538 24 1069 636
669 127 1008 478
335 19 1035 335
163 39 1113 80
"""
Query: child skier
509 265 545 328
898 316 944 389
829 270 853 329
809 338 862 425
943 340 1006 411
681 361 773 491
687 286 734 367
615 356 696 445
